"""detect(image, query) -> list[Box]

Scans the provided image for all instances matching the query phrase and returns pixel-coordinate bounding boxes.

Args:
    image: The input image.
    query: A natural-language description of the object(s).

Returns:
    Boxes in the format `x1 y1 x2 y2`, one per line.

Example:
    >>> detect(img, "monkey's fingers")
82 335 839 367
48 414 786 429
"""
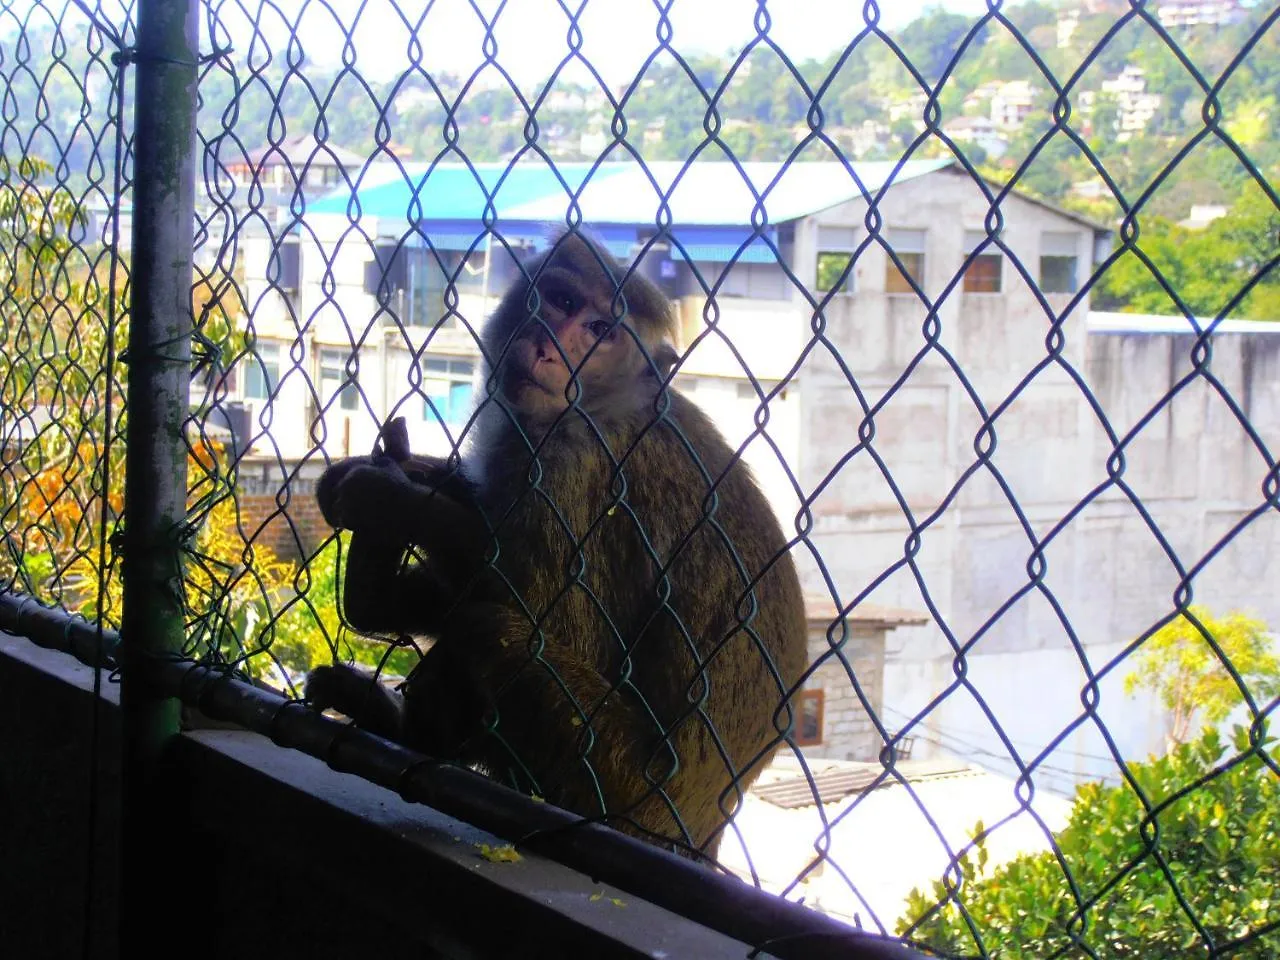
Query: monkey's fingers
381 415 411 462
304 664 406 741
302 665 342 713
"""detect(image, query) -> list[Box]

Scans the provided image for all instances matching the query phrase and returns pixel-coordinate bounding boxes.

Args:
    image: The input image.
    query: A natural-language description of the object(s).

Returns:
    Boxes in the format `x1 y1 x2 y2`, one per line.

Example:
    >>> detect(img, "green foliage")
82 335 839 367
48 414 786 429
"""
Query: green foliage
898 726 1280 959
0 151 125 607
1092 181 1280 321
1124 605 1280 746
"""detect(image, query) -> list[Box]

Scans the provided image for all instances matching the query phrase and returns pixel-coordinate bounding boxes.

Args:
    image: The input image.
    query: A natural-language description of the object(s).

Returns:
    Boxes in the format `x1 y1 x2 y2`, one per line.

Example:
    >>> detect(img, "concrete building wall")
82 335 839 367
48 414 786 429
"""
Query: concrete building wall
799 625 887 762
788 170 1280 789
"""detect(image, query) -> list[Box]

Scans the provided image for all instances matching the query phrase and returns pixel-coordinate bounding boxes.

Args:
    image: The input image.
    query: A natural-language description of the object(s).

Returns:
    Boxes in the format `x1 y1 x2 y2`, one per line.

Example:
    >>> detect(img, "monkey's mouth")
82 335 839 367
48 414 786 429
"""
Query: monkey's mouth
502 370 556 405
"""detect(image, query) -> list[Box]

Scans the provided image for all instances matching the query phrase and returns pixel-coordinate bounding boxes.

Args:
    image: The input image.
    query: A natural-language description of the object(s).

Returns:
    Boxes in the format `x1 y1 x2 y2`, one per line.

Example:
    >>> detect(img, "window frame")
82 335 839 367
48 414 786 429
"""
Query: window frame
1039 232 1080 294
243 340 281 401
815 225 860 296
319 347 359 412
794 688 825 747
403 249 479 329
961 229 1003 294
884 228 927 295
422 355 476 427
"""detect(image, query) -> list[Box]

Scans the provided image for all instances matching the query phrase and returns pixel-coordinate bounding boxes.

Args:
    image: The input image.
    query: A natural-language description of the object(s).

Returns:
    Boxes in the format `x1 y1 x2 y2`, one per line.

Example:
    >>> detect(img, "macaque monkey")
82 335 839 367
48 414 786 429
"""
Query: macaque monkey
306 231 806 861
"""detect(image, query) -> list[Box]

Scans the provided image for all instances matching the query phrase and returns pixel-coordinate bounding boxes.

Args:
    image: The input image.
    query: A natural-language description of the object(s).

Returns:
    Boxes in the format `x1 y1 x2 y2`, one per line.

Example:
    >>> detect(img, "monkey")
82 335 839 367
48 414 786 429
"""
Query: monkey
305 230 807 862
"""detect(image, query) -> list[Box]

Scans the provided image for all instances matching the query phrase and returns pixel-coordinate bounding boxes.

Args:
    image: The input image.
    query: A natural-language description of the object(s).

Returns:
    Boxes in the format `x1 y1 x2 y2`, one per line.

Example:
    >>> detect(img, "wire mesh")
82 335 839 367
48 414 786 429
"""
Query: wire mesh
1 0 1278 956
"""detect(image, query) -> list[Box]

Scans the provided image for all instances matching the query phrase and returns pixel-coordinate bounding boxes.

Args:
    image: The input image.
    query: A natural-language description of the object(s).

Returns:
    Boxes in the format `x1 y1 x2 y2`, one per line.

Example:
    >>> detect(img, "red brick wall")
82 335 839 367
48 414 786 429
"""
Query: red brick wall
231 460 331 561
235 491 331 561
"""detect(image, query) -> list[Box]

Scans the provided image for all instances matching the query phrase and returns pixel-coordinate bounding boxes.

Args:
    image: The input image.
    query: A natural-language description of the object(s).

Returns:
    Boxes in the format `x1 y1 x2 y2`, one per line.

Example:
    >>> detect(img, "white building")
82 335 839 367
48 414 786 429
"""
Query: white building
941 115 1009 159
1157 0 1246 29
990 80 1039 130
1179 203 1228 230
1057 9 1081 48
887 92 929 125
1100 65 1163 139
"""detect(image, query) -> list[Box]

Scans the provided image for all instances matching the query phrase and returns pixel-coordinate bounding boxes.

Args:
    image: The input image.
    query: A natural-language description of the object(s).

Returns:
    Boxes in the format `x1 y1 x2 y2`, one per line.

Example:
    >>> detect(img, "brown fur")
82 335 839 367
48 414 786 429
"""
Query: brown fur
307 231 806 861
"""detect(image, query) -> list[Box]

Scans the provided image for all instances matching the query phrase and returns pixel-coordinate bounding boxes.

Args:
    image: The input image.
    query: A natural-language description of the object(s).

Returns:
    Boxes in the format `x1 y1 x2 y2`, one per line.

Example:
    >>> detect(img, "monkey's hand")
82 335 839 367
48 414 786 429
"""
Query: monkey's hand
318 457 418 536
316 456 374 529
303 663 348 714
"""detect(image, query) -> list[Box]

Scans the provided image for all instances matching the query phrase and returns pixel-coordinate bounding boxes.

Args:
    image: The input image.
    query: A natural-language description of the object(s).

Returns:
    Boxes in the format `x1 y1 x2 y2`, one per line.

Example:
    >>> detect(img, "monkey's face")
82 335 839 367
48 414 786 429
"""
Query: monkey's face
499 265 651 418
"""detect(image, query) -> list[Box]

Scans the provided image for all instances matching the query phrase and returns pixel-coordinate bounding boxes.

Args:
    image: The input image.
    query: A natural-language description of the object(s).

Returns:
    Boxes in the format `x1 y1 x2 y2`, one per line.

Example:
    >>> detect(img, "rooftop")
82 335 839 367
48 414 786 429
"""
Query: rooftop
804 595 930 629
1089 310 1280 334
307 158 956 225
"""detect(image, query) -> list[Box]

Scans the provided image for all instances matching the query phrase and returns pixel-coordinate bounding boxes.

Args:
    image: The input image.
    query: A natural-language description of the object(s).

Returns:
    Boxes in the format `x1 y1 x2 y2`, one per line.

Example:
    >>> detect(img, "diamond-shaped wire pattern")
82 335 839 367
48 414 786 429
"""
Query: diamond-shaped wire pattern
1 1 1278 955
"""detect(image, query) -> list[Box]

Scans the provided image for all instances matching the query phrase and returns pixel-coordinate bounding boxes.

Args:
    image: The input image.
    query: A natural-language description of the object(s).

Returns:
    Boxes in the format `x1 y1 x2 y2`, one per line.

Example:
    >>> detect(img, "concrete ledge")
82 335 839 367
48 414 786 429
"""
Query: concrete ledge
0 633 760 959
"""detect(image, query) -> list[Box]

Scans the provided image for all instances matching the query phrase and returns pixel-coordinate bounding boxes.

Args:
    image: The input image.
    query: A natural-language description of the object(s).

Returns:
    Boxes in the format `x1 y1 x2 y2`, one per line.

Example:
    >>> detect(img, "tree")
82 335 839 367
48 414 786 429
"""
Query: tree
1124 605 1280 748
898 726 1280 959
1094 181 1280 322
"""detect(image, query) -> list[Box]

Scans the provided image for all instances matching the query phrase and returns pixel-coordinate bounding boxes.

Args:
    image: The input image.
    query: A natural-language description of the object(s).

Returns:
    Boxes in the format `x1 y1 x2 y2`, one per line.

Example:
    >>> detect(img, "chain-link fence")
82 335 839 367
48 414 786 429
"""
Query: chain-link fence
2 0 1278 956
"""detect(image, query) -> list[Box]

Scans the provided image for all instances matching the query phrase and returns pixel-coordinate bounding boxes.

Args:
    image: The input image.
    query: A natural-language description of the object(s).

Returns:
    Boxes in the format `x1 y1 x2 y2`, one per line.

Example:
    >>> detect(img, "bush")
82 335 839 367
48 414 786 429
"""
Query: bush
897 726 1279 959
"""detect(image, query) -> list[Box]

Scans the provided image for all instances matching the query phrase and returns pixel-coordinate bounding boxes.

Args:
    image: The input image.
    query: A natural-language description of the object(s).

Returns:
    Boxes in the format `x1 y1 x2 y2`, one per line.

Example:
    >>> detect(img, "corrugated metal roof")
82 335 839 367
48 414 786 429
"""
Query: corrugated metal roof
754 759 977 809
395 223 783 263
803 595 930 627
308 159 955 226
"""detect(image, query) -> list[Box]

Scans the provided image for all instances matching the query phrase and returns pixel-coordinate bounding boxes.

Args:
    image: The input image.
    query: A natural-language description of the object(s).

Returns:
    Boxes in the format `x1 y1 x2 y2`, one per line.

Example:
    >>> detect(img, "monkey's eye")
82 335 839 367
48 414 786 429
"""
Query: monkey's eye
542 285 579 315
586 318 618 342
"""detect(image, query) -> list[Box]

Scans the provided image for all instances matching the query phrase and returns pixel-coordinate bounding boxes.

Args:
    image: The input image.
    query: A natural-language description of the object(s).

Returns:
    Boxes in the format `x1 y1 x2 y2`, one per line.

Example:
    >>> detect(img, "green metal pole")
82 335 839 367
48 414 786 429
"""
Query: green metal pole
119 0 199 951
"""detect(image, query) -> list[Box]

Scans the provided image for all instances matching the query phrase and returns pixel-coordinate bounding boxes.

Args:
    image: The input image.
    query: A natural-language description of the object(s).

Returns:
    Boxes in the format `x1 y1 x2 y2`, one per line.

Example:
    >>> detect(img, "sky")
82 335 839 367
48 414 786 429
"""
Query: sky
189 0 1025 88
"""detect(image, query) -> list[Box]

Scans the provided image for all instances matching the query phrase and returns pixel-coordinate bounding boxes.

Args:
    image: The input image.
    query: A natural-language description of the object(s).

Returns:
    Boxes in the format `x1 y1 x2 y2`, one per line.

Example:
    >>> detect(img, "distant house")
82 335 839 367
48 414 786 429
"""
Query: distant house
942 115 1009 159
962 80 1003 115
1056 9 1081 47
990 80 1039 130
1157 0 1246 29
799 597 929 762
887 92 929 125
1178 204 1228 230
221 135 366 218
1100 65 1162 139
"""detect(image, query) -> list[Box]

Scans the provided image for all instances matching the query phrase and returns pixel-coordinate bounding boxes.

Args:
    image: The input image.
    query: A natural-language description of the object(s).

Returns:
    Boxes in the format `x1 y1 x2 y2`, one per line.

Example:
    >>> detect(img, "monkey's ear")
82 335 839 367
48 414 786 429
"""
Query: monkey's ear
650 340 678 380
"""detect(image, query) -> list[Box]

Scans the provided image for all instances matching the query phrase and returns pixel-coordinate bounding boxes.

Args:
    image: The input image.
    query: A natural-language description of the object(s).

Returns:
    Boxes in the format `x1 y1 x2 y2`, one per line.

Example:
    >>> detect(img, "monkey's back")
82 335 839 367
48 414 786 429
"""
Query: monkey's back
475 390 807 849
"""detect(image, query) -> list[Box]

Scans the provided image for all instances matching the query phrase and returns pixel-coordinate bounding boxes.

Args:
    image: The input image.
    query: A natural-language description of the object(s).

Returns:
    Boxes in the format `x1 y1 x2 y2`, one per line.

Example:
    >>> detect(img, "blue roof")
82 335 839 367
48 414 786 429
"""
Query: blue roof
308 159 954 228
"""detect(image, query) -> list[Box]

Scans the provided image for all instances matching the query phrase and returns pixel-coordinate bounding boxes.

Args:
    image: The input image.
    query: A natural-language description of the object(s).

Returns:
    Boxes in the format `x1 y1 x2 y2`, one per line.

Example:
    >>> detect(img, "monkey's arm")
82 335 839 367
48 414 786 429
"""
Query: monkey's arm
315 452 490 636
339 529 469 636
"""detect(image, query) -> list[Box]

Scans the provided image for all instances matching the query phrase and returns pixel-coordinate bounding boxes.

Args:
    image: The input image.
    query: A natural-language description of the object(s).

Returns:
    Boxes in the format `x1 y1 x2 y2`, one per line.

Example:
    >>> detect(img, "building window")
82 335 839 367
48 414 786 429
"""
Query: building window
884 228 926 294
816 226 858 294
405 249 486 327
319 348 359 412
243 340 280 401
794 689 825 746
962 229 1003 293
816 252 854 294
423 356 475 426
1040 231 1079 294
